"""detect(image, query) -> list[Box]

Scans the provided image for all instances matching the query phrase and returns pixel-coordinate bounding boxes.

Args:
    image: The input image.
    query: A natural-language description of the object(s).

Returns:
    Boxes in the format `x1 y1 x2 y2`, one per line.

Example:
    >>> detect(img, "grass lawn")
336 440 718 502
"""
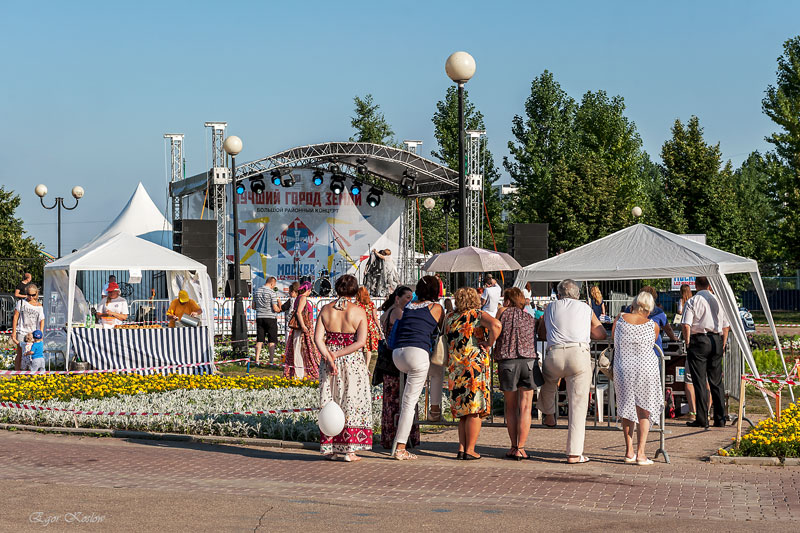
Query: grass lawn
750 310 800 323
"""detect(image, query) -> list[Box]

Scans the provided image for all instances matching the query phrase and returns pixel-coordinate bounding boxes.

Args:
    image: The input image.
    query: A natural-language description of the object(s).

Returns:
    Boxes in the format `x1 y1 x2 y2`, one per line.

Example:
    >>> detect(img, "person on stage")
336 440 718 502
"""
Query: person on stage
363 248 400 297
166 290 202 328
96 282 129 329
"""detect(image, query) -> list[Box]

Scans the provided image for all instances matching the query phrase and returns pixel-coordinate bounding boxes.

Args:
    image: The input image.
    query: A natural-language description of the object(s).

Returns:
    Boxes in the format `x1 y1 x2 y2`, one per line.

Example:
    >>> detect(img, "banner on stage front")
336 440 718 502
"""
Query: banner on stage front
183 169 403 289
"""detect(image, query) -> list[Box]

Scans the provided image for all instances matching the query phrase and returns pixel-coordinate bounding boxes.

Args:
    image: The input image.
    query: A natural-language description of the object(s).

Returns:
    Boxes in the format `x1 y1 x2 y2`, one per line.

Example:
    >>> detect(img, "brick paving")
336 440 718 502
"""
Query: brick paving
0 418 798 528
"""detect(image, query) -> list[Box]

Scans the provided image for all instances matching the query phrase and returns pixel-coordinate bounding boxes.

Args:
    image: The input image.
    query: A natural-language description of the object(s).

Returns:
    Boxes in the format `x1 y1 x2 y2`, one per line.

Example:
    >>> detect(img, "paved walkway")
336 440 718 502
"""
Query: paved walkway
0 419 798 531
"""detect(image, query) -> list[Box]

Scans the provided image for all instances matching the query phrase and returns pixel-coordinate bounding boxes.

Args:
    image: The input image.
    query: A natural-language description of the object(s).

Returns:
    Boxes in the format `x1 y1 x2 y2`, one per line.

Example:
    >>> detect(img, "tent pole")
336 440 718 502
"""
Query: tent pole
750 271 794 402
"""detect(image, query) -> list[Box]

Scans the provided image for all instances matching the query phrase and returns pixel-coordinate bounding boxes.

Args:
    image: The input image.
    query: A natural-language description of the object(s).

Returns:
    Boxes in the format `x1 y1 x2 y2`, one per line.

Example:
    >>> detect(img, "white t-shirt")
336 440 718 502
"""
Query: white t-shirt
543 298 592 346
97 297 129 329
15 300 45 334
481 284 502 317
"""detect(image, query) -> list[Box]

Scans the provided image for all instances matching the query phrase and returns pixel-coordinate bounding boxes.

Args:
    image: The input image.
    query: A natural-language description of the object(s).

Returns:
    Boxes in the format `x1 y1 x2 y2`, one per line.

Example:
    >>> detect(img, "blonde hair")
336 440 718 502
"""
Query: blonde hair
680 284 692 303
590 286 603 305
631 291 655 314
25 332 34 343
454 287 481 313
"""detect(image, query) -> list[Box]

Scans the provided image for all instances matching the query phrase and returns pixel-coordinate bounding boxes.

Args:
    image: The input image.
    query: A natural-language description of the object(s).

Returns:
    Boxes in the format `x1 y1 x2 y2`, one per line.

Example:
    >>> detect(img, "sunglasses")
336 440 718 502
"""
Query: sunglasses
26 293 37 298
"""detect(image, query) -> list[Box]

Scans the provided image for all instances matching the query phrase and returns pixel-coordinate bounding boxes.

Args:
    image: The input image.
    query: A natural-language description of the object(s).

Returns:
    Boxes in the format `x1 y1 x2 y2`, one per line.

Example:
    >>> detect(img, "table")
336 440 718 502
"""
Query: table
70 326 214 374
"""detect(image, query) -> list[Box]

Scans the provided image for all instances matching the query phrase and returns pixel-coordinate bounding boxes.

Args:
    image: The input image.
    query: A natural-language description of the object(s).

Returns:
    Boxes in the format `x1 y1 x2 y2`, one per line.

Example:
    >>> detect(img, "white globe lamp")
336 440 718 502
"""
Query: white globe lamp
632 206 643 218
71 186 85 199
445 51 476 83
35 184 48 198
223 135 242 156
423 197 435 210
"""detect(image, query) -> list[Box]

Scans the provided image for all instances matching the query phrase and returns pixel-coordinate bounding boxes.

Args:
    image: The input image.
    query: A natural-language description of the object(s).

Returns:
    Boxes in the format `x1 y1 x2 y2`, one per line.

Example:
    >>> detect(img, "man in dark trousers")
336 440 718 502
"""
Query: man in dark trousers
680 276 730 428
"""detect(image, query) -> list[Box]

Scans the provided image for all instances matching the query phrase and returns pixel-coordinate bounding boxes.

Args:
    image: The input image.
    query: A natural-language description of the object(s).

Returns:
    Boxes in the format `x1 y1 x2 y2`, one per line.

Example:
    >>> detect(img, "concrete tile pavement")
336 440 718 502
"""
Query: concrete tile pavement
0 418 798 531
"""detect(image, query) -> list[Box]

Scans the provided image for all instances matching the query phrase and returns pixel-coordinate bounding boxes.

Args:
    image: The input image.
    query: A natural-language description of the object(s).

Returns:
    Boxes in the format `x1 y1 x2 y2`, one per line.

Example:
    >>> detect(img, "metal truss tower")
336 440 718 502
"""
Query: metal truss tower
400 197 418 285
466 130 485 249
164 134 184 222
204 122 229 297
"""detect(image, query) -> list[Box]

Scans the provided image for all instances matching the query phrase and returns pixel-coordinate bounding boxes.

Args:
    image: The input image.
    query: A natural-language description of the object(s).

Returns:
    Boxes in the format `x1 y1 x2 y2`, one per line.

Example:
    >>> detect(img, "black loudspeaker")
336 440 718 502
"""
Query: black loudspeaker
507 223 549 296
173 219 217 294
224 279 251 298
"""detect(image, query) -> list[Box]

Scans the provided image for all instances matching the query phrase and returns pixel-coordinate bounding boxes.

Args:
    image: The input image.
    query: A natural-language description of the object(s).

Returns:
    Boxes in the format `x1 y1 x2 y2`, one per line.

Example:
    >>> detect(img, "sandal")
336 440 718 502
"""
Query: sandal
567 455 590 464
636 458 654 466
393 449 418 461
427 406 442 423
342 453 361 462
504 446 518 459
516 448 528 460
623 455 637 464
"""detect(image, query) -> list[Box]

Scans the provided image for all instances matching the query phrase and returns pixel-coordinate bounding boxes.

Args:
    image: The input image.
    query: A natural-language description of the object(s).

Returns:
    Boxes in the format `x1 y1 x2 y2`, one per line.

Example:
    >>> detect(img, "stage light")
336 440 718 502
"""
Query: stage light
366 187 383 207
330 175 345 195
282 173 295 188
356 157 368 176
329 163 340 174
350 180 362 196
249 174 265 194
401 169 417 195
271 169 282 186
313 170 324 186
236 182 245 195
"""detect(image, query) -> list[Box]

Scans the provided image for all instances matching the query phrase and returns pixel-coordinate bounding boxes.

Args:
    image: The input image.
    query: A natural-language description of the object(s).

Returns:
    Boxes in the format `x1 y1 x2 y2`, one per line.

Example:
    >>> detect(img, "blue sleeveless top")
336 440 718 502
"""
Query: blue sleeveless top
394 302 438 352
591 300 603 319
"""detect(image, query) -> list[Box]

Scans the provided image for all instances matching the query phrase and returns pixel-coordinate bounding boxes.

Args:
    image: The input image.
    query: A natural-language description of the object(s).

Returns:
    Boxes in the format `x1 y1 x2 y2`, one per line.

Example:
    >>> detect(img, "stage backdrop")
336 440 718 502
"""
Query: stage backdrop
184 168 403 289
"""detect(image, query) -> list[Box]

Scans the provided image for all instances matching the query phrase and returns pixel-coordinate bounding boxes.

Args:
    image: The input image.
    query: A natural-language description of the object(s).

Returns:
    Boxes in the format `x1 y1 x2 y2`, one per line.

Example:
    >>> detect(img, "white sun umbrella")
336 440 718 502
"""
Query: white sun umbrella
421 246 522 273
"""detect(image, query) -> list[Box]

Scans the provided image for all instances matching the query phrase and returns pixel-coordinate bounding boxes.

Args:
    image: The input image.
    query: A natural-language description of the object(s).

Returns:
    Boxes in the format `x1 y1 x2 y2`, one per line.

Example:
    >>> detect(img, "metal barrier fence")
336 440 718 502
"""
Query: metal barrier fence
0 294 16 330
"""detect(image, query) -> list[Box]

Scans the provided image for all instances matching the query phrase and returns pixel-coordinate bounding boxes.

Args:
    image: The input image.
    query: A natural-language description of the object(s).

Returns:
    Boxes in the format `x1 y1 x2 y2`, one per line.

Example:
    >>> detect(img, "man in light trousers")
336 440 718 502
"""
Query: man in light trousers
538 279 607 464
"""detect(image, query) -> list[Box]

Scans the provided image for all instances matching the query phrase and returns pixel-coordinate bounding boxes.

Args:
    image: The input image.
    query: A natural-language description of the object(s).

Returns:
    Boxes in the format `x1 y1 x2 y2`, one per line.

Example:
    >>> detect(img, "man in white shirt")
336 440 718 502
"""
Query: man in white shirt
480 274 502 317
101 275 117 298
681 276 730 428
96 282 129 329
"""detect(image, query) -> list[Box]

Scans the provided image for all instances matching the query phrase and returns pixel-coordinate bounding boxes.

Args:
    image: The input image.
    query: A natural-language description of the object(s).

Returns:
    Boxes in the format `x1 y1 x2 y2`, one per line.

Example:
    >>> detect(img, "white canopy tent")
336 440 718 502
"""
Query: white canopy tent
514 224 791 413
43 232 215 363
90 182 173 247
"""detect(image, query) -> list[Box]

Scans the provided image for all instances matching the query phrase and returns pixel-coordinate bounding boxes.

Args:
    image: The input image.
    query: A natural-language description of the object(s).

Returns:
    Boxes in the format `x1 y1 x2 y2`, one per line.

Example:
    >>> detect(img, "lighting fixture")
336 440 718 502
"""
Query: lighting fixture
235 182 245 195
356 157 368 176
271 169 282 186
350 179 362 196
366 187 383 207
313 170 324 186
249 174 265 194
330 175 345 195
401 170 417 195
282 173 295 188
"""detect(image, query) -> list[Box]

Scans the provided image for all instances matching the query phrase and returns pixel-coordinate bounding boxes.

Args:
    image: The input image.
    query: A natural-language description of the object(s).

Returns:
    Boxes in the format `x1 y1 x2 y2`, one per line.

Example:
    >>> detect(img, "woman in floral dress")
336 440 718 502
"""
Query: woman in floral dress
355 286 381 373
446 287 501 460
284 281 320 379
315 275 371 461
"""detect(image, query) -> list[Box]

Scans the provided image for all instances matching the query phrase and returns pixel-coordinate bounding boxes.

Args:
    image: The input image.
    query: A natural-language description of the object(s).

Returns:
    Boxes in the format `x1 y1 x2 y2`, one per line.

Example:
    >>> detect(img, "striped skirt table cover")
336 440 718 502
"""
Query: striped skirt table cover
70 327 214 374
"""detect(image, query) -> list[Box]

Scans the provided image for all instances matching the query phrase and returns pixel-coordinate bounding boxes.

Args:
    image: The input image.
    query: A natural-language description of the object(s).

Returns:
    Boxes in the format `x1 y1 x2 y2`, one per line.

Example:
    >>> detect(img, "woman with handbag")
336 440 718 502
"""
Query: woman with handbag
612 291 663 465
315 275 371 461
495 287 540 460
376 286 420 449
283 281 320 379
445 287 501 460
390 276 444 460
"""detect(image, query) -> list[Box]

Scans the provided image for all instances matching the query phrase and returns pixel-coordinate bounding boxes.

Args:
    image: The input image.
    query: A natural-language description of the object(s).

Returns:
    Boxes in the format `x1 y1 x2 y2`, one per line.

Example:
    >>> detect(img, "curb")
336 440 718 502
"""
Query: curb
709 454 791 466
0 423 318 450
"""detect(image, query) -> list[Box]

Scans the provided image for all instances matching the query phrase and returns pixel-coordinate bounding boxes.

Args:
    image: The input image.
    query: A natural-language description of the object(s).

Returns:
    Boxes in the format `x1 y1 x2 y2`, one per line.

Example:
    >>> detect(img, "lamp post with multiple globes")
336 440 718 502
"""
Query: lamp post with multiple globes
34 184 84 258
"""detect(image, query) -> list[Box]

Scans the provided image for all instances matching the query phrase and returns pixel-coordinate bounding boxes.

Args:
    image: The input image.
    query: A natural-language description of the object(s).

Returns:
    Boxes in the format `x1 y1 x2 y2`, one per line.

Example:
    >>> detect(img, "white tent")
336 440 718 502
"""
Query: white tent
514 224 790 412
91 182 173 247
43 232 215 363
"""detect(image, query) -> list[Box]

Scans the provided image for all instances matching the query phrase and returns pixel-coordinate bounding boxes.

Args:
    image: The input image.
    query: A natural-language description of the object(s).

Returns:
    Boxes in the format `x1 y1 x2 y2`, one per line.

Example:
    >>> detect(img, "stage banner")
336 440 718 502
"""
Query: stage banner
185 169 403 289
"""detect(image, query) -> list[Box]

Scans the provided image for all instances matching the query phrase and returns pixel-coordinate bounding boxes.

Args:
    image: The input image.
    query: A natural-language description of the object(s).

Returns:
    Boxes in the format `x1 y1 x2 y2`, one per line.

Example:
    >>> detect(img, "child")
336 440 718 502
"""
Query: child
20 332 34 370
26 330 45 372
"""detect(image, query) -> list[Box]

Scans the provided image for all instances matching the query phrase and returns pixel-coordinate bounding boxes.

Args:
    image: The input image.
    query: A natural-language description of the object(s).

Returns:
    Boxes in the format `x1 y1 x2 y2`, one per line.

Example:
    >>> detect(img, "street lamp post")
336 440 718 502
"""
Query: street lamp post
223 135 247 355
34 184 84 258
446 51 476 288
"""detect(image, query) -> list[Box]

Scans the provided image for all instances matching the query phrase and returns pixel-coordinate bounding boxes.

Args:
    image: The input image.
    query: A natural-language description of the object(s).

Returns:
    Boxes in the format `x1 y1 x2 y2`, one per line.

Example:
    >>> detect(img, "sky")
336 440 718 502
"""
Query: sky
2 0 799 255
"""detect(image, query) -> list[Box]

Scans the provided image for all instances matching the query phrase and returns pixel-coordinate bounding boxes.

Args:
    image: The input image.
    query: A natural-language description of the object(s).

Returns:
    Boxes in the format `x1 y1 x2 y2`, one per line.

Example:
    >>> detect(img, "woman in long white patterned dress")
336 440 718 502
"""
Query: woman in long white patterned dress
612 291 663 466
315 275 371 461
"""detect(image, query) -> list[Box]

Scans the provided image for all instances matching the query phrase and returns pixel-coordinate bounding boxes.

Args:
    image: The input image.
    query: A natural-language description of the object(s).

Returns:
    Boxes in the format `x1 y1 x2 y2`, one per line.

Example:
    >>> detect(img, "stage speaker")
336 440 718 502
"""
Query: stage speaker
224 279 251 298
228 264 252 281
173 219 217 294
507 223 549 296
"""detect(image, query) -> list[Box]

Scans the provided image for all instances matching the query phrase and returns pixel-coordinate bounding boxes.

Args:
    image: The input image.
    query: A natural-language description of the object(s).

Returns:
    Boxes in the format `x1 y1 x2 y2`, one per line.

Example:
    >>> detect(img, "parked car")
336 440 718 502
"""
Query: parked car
739 307 756 333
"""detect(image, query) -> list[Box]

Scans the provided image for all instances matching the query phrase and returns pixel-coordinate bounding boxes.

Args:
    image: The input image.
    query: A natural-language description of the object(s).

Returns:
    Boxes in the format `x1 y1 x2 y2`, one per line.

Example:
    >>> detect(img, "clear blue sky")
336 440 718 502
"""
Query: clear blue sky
2 0 798 254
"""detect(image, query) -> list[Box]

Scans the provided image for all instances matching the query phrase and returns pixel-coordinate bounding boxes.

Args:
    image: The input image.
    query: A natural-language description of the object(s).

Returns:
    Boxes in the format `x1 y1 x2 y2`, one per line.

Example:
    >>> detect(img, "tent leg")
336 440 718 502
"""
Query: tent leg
654 353 670 464
736 379 745 446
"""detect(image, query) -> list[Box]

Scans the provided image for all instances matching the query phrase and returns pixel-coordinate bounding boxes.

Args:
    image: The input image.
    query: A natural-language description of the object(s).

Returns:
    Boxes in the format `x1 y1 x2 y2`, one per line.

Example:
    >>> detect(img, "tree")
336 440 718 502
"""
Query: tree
660 116 743 254
0 186 44 292
426 86 505 253
504 71 651 253
733 152 780 268
762 35 800 267
349 94 397 146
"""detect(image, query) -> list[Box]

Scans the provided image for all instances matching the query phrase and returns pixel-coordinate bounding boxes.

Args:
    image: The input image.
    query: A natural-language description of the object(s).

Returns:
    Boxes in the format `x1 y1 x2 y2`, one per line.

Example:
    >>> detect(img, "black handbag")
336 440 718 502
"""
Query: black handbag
373 339 399 379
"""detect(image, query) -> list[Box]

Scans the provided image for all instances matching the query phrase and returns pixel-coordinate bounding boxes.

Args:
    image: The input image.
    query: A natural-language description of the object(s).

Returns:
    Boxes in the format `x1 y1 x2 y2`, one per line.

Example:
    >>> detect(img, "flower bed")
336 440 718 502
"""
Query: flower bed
0 373 316 403
732 402 800 458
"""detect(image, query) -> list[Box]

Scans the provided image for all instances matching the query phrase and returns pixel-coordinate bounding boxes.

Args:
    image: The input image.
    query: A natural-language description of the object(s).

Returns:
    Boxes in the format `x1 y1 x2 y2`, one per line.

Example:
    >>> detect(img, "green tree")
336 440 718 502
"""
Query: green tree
733 152 779 267
426 86 505 253
0 186 45 292
660 116 743 254
504 71 651 252
762 35 800 267
349 94 398 146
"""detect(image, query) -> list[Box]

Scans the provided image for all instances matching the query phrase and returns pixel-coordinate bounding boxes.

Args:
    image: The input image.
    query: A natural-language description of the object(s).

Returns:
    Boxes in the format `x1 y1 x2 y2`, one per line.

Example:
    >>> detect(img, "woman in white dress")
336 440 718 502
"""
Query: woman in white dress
612 291 663 466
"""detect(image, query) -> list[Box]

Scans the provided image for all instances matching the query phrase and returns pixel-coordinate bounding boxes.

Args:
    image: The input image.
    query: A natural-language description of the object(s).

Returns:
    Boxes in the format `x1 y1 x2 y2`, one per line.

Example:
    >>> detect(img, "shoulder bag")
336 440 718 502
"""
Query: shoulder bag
597 346 614 380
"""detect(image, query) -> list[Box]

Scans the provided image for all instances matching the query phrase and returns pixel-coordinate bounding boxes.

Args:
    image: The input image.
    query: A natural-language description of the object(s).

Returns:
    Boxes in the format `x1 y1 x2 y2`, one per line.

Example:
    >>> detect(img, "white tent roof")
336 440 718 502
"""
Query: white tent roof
516 224 758 282
92 182 172 246
47 231 206 272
